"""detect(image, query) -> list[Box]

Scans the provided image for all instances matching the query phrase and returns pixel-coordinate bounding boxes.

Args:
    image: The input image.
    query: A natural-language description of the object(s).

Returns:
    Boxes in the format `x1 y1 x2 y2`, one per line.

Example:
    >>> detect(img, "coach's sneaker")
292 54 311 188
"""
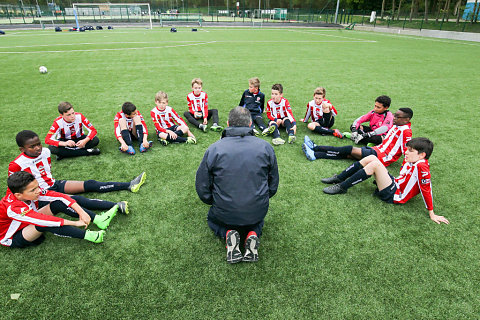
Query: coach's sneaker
158 138 169 146
186 137 197 144
333 129 344 139
87 148 101 156
321 174 342 184
117 201 129 215
129 172 146 193
226 230 242 264
199 124 208 132
93 205 118 230
343 132 352 139
304 135 316 149
84 230 105 244
253 128 261 137
210 123 223 132
323 184 347 195
243 233 259 262
288 135 296 144
262 125 276 136
126 145 136 155
302 143 316 161
272 137 285 145
139 141 153 153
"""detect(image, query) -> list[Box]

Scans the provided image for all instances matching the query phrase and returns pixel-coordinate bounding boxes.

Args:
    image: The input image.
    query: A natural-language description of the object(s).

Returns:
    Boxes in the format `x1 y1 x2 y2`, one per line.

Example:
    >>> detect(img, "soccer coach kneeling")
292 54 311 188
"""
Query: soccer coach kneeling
195 106 279 264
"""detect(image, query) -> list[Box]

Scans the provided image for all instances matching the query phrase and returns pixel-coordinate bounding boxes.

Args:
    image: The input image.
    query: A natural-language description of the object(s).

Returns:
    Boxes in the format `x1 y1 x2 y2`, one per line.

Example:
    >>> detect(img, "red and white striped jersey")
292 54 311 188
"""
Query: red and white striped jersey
0 190 72 247
373 123 412 167
303 99 338 122
113 111 149 140
187 91 208 117
8 149 55 191
150 106 187 133
393 159 433 210
45 112 97 147
266 98 296 122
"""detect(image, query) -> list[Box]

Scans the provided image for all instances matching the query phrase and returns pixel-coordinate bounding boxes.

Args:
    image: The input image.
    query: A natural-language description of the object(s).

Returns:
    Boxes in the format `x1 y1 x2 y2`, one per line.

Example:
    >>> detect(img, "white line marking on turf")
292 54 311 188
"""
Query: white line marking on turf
352 30 480 46
217 40 376 43
0 41 217 54
0 41 208 49
287 29 372 42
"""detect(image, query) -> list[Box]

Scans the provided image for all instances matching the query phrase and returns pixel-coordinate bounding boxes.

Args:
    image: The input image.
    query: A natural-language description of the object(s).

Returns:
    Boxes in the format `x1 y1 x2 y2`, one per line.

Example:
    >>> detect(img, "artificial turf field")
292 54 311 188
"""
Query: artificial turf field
0 26 479 319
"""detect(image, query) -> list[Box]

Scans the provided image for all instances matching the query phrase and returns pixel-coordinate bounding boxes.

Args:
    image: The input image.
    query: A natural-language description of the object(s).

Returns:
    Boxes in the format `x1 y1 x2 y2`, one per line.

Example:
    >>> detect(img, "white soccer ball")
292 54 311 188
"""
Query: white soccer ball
39 66 48 74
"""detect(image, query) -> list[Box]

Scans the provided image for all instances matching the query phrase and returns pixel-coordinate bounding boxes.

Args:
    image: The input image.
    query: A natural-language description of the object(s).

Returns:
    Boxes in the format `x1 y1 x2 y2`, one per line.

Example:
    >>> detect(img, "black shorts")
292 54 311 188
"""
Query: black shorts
48 180 68 194
361 146 378 159
10 230 45 248
373 173 397 204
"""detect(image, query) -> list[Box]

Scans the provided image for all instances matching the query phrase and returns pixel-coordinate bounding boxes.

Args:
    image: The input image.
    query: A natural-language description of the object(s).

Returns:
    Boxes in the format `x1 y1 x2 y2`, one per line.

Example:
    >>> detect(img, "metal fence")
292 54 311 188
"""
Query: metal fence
0 4 479 33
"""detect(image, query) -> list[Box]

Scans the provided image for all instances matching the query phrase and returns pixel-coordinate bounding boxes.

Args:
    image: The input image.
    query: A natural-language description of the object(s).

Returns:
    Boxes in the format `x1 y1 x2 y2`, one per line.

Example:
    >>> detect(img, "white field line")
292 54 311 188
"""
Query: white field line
352 30 480 47
0 41 217 54
287 29 373 42
0 41 208 49
0 39 376 53
217 40 376 43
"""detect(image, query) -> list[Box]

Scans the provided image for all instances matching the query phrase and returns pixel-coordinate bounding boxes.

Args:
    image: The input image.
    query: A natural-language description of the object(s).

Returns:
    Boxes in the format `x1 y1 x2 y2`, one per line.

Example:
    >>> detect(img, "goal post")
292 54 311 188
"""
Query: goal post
70 3 153 29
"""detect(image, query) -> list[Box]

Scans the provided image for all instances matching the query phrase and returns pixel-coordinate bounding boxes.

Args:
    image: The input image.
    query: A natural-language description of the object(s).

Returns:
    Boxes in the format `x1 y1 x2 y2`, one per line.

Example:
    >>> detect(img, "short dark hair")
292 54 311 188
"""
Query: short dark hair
8 171 35 194
375 95 391 108
228 107 251 127
58 101 73 114
16 130 39 147
398 107 413 119
272 83 283 93
406 137 434 159
122 102 137 115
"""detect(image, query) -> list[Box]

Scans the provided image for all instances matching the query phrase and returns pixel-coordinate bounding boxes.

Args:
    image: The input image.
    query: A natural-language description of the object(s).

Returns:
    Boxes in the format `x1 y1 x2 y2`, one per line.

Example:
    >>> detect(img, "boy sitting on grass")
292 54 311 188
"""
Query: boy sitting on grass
301 87 343 139
151 91 196 146
0 171 119 248
45 101 100 160
114 102 152 155
263 83 297 145
184 78 223 133
346 95 394 145
302 108 413 166
322 137 449 224
238 77 269 136
9 130 146 214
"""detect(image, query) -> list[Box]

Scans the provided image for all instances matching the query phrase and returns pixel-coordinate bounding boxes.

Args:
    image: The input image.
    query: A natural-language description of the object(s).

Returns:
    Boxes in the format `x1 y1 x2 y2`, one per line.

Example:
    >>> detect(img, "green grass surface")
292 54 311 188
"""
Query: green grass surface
0 27 479 319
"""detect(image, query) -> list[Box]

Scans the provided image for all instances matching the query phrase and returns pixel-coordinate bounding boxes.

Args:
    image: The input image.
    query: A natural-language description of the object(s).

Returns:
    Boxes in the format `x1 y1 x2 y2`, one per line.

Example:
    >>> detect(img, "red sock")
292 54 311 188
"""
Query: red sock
246 231 257 239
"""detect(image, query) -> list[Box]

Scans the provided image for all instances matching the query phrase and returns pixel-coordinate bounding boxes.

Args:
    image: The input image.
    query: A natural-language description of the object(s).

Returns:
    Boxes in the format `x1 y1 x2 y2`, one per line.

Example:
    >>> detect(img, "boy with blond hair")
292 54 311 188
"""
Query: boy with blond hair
238 77 269 135
114 102 152 155
302 87 343 139
45 101 100 160
264 83 297 145
184 78 223 132
151 91 196 145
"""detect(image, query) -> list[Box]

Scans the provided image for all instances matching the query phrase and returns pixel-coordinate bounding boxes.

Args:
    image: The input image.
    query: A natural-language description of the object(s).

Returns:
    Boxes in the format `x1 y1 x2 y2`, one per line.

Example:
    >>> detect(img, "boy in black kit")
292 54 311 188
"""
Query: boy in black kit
238 77 271 136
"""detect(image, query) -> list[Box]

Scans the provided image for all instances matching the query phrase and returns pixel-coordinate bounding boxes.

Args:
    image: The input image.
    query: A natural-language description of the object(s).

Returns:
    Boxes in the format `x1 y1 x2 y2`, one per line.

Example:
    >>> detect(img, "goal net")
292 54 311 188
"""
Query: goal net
159 13 203 27
68 3 153 29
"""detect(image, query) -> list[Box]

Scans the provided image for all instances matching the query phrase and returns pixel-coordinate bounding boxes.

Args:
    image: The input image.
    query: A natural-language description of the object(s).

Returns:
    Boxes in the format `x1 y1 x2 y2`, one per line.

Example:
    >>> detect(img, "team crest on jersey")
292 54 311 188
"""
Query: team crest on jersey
20 207 31 216
256 97 260 102
421 178 431 184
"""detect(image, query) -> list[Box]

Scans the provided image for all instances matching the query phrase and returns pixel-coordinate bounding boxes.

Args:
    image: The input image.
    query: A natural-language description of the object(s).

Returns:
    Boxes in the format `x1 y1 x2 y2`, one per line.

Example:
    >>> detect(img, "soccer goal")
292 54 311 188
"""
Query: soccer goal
69 3 153 29
159 13 203 27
